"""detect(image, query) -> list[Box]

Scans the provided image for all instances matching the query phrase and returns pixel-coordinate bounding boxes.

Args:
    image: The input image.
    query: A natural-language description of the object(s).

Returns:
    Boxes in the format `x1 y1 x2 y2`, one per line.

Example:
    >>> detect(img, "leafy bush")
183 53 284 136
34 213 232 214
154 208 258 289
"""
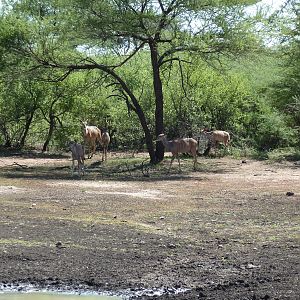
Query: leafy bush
267 147 300 162
254 109 298 150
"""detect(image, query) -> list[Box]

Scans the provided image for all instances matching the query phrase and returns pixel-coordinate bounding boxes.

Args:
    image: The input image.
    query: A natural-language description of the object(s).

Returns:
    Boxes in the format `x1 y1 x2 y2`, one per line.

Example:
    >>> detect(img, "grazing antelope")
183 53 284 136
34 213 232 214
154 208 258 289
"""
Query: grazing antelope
157 133 198 172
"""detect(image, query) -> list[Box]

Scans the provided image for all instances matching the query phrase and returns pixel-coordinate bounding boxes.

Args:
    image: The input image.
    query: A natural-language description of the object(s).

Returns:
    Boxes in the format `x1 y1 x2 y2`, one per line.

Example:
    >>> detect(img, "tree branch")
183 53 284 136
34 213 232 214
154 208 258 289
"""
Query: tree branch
112 42 146 68
158 45 223 66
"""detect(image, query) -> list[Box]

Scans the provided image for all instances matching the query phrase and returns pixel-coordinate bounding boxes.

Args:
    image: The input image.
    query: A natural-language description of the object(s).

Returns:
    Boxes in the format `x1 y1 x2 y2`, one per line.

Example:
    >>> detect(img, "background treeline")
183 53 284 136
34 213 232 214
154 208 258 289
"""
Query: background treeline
0 0 299 160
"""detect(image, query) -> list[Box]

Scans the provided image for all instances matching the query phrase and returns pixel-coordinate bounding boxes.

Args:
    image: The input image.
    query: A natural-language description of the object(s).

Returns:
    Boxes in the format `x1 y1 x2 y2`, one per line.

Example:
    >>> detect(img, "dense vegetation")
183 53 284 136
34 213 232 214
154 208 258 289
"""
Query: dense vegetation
0 0 299 161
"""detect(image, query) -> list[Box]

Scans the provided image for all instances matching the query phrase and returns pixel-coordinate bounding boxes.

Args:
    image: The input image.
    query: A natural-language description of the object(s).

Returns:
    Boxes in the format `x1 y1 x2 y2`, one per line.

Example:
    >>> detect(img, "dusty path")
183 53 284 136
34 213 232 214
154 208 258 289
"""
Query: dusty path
0 153 299 299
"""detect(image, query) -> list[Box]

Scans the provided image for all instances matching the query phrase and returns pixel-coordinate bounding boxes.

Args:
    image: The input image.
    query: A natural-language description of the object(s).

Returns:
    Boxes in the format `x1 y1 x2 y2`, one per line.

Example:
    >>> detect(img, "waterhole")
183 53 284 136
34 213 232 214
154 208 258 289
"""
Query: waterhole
0 292 121 300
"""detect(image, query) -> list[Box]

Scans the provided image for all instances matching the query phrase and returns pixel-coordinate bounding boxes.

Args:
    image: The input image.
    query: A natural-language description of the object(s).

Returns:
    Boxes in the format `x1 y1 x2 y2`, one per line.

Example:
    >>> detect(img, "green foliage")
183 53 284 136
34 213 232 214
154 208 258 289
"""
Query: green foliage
272 41 300 128
266 147 300 162
162 57 255 140
268 0 300 141
0 0 298 161
254 108 298 150
109 104 145 150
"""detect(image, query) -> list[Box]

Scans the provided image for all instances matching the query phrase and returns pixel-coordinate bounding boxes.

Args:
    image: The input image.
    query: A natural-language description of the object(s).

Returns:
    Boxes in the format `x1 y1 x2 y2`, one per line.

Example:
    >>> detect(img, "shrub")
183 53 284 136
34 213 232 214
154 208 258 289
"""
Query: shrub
254 110 298 150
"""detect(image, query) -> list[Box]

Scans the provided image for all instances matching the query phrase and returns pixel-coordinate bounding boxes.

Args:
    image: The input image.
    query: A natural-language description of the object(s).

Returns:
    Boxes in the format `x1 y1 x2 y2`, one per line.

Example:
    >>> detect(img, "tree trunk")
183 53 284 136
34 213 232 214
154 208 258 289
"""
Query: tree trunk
18 110 35 149
102 67 156 163
149 41 164 162
127 94 156 163
42 113 55 152
143 120 156 163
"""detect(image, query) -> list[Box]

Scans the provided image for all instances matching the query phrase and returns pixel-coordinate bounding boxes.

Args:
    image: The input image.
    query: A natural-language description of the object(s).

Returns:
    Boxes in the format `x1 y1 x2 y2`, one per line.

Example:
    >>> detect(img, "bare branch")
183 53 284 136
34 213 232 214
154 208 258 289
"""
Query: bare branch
160 57 192 66
141 0 150 13
158 45 223 66
112 42 146 68
157 0 166 13
178 59 187 98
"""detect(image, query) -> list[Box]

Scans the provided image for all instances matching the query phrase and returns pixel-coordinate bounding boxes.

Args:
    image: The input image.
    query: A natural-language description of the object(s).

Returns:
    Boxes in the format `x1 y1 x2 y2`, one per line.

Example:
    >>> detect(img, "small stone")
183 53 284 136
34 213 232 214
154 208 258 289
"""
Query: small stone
247 263 260 269
286 192 294 196
198 291 206 297
55 241 62 248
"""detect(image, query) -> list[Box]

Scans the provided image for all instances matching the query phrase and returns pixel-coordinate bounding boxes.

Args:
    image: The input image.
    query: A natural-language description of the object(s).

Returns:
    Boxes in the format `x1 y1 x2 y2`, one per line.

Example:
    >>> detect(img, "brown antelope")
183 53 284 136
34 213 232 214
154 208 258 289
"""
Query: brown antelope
157 133 198 172
81 120 102 159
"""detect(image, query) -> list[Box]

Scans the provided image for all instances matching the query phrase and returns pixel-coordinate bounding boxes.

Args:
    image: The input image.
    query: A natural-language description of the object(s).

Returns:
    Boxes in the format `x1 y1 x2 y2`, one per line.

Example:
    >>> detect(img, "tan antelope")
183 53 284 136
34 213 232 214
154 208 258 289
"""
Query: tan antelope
81 120 102 159
157 133 198 172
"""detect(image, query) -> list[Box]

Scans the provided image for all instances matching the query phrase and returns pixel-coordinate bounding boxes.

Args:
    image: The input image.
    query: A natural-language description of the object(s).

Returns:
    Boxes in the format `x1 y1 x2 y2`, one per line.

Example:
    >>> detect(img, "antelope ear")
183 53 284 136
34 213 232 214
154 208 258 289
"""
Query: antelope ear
80 119 88 125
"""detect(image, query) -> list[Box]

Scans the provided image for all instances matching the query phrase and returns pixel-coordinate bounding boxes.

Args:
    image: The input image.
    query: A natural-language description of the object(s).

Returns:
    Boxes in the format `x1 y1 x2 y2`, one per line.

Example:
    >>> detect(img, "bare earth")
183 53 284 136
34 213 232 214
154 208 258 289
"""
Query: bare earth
0 152 299 299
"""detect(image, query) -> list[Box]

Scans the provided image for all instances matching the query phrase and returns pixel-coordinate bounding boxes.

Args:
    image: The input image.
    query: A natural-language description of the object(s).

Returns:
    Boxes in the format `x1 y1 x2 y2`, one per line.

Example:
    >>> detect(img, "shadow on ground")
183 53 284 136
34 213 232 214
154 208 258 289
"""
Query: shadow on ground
0 151 235 182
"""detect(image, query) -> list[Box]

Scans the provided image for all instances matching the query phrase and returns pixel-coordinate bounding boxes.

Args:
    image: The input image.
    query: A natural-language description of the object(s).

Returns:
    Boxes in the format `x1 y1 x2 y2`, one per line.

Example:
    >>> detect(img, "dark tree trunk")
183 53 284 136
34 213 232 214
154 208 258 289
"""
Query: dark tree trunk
127 94 156 163
42 113 55 152
149 41 165 162
18 110 35 149
104 68 156 163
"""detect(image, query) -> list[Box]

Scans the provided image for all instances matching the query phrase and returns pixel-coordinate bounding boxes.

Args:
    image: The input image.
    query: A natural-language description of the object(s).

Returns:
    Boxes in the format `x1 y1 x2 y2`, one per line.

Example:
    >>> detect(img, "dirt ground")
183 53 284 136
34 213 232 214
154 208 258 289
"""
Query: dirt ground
0 151 299 299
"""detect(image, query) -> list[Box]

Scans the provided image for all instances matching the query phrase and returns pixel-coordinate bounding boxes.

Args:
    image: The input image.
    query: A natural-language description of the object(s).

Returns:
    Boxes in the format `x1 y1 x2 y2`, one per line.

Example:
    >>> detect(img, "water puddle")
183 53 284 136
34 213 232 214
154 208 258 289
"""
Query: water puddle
0 292 121 300
0 284 189 299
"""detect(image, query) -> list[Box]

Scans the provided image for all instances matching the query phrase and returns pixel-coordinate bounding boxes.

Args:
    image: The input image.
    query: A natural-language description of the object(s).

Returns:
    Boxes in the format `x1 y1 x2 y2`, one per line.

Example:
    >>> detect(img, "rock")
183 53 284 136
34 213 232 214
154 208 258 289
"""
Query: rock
198 291 206 297
247 263 260 269
55 241 63 248
286 192 294 196
167 243 176 249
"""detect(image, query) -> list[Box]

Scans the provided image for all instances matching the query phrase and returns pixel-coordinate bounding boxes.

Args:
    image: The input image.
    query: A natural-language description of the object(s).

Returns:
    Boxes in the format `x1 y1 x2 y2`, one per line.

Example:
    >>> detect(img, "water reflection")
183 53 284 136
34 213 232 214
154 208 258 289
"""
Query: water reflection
0 292 121 300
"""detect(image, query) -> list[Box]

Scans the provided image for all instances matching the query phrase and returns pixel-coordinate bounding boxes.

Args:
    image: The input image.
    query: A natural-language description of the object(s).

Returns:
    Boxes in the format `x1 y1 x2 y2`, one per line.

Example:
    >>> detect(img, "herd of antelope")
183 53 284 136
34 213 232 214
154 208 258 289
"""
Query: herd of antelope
70 119 230 176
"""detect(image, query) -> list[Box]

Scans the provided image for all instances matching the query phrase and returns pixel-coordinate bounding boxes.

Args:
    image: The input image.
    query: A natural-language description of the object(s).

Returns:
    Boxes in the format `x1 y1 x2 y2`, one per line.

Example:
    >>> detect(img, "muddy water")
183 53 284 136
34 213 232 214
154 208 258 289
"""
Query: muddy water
0 292 121 300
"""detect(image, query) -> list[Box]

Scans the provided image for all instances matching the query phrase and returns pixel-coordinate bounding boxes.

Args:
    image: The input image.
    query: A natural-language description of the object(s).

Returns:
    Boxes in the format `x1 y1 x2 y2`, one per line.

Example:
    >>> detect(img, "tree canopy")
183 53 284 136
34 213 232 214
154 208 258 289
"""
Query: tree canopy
0 0 299 159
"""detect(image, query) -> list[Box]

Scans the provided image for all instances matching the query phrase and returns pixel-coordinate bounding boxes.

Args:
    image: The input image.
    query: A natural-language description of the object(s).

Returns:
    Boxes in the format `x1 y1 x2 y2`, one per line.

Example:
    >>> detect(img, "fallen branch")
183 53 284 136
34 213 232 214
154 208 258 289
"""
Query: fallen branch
12 162 29 169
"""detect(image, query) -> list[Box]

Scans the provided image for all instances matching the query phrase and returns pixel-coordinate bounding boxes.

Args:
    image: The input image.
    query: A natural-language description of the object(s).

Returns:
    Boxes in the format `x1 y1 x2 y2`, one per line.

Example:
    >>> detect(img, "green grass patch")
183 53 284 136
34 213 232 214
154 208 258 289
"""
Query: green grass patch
0 238 47 247
266 147 300 162
229 146 300 162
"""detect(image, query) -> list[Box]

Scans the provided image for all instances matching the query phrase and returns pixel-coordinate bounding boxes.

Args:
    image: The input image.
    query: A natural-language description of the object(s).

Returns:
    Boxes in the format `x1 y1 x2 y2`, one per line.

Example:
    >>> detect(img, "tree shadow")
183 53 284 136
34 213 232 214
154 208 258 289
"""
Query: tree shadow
0 148 68 159
0 151 236 182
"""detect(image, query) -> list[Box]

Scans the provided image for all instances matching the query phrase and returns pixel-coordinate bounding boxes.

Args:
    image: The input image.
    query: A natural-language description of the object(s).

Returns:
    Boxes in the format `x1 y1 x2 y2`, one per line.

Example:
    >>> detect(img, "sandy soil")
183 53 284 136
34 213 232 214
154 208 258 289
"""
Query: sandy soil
0 151 299 299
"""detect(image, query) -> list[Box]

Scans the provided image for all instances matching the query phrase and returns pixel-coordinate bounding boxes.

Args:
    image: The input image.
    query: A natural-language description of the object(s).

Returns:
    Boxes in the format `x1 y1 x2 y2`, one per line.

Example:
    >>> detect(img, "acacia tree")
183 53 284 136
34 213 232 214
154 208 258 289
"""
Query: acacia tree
2 0 261 162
